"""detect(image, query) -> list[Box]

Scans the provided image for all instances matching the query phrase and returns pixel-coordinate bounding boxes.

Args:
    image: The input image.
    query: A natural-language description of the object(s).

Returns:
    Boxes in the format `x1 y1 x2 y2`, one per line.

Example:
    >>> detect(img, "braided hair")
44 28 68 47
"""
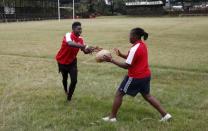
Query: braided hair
131 28 148 40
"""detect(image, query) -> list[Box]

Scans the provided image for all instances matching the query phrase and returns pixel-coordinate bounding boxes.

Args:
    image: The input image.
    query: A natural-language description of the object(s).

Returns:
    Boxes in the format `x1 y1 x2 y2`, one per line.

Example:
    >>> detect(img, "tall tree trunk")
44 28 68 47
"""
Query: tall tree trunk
181 0 185 11
162 0 166 6
110 0 114 15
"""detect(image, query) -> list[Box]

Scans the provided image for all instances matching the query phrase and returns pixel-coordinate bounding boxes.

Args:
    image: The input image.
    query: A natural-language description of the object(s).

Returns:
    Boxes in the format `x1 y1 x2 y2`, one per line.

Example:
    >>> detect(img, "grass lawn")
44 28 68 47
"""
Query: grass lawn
0 16 208 131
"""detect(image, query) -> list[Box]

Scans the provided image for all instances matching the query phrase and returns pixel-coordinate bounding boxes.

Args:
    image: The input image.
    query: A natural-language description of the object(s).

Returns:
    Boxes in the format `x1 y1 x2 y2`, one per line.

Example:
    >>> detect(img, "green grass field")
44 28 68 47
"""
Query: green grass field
0 16 208 131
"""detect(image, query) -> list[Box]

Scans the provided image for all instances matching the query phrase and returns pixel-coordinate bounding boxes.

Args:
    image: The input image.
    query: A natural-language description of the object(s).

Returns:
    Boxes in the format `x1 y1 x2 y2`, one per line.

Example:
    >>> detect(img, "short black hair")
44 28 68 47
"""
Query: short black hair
131 27 148 40
72 21 81 29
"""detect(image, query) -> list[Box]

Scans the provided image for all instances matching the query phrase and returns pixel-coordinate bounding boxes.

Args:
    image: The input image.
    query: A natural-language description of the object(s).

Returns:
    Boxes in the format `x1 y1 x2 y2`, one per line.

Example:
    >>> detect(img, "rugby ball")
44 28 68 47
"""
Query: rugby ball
95 50 111 63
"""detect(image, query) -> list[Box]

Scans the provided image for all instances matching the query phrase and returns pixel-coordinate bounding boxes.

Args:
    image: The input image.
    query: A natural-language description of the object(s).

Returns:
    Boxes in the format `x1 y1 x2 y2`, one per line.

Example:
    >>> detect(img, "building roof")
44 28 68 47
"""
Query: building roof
125 0 164 6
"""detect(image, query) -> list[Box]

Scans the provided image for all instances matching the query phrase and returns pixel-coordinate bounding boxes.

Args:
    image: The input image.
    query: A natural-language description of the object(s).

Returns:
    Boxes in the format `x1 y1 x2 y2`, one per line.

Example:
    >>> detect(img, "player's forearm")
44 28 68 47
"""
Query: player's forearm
67 41 86 49
82 48 91 54
119 53 128 59
111 59 129 69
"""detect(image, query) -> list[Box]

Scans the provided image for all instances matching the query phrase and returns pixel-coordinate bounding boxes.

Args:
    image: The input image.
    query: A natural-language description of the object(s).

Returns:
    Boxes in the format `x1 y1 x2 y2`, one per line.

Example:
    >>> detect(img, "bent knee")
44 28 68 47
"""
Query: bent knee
142 93 152 100
115 90 125 97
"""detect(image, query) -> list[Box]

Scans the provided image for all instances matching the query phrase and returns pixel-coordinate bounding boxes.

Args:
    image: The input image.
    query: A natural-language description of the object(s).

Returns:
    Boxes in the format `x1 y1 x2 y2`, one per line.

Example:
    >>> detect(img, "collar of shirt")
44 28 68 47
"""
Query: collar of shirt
71 32 80 39
132 40 142 46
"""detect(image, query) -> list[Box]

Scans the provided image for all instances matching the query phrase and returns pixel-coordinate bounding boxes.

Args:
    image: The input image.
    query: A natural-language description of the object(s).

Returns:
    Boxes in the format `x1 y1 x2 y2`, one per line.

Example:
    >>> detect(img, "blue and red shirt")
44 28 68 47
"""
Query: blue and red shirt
126 40 151 79
56 32 85 64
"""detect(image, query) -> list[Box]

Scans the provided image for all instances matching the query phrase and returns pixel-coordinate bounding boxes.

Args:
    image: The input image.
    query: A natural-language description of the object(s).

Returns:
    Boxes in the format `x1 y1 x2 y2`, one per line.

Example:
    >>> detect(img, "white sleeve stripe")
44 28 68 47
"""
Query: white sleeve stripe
126 44 140 65
65 32 72 42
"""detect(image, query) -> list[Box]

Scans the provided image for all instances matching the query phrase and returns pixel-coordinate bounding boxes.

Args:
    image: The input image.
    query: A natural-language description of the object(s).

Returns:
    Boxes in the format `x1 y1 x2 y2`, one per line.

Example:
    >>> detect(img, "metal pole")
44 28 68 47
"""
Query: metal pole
73 0 74 20
58 0 60 21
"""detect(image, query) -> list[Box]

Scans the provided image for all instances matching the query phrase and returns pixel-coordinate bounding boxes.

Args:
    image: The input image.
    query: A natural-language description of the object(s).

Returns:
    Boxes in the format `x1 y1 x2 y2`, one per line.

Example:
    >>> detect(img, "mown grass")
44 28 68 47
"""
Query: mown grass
0 16 208 131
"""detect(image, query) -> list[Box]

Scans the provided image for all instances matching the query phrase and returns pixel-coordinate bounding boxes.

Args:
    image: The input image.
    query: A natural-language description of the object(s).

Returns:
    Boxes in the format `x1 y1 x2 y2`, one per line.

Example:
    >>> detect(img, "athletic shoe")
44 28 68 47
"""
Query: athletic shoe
102 116 117 122
102 116 110 121
109 118 117 122
160 113 172 122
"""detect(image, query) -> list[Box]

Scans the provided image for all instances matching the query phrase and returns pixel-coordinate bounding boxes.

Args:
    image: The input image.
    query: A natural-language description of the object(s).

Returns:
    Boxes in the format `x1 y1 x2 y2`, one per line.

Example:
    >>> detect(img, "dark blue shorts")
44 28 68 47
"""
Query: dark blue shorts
118 76 151 96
